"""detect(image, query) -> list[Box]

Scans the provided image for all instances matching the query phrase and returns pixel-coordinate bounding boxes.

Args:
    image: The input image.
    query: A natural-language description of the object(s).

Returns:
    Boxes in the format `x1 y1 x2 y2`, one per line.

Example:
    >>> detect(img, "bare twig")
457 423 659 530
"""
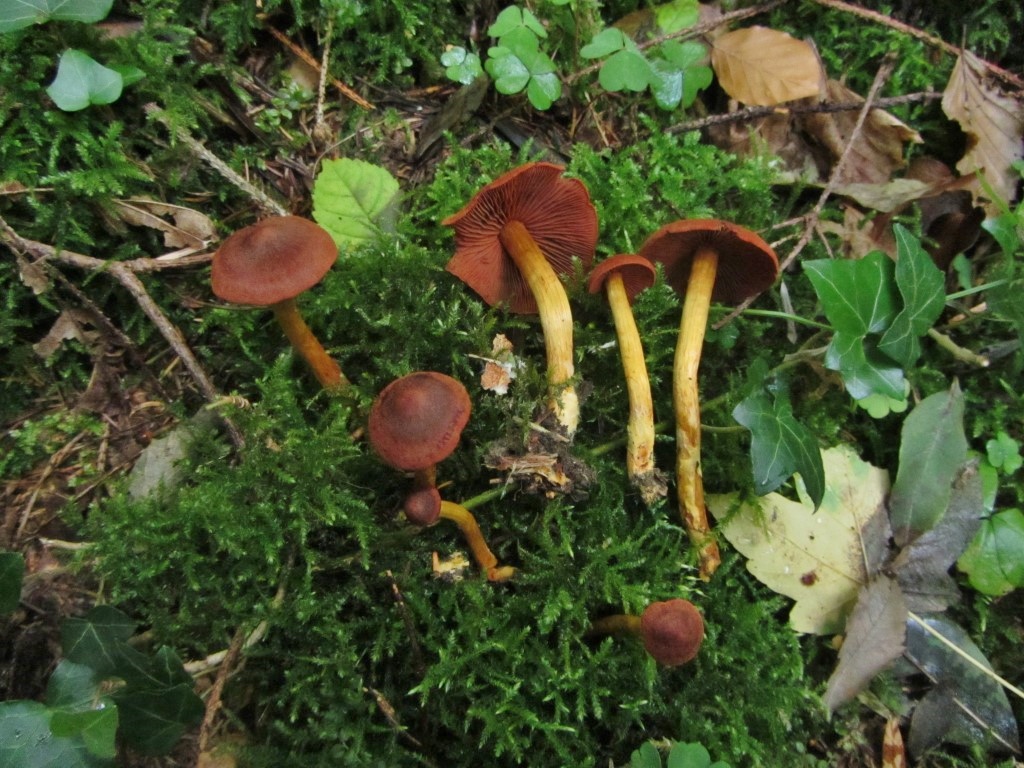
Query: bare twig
265 25 375 110
197 624 246 753
145 104 289 217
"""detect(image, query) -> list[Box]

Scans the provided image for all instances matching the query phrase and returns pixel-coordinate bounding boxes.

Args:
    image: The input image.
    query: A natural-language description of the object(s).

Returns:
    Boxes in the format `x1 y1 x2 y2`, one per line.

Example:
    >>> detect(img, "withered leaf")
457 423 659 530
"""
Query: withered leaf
710 26 821 106
113 198 217 249
33 309 100 359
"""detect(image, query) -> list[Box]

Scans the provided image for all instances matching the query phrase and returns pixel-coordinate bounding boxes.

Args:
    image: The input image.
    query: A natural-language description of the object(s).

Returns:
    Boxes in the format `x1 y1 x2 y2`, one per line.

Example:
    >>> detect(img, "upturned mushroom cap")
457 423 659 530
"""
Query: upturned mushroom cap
443 162 599 314
640 598 704 666
638 220 778 304
368 372 472 472
211 215 338 306
587 254 657 302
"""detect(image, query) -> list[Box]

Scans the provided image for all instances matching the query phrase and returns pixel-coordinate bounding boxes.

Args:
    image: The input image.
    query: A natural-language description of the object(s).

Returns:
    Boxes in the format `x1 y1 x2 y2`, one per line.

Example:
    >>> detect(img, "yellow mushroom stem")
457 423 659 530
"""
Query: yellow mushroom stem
498 220 579 436
271 297 349 392
586 612 642 638
675 246 722 580
603 272 658 503
439 501 516 582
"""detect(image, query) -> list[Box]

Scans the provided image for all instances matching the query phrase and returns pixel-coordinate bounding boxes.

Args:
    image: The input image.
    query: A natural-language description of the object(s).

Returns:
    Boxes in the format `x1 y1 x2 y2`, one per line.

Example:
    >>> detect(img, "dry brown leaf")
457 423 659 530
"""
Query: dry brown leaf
942 50 1024 214
882 717 908 768
710 26 821 106
33 309 99 359
113 198 217 248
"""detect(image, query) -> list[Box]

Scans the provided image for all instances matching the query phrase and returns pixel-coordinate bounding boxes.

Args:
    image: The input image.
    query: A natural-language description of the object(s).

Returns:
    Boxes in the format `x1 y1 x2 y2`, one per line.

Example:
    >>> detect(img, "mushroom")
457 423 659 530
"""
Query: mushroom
587 254 665 506
368 371 514 581
402 487 516 582
639 220 779 580
443 162 599 436
586 598 704 666
211 215 348 391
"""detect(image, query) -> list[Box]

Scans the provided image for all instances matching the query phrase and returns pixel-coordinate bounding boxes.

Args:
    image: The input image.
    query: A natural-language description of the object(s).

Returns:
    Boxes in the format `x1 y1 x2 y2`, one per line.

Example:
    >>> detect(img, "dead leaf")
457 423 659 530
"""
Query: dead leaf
33 309 99 359
823 575 907 712
113 198 217 248
942 50 1024 215
710 27 821 106
708 445 892 634
882 717 907 768
476 333 523 395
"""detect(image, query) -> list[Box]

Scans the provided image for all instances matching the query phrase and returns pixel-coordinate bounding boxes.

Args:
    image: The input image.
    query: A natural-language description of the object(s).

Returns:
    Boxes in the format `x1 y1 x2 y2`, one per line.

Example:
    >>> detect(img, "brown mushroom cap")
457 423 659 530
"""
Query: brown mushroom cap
640 598 704 667
587 254 657 302
638 219 778 305
403 486 442 527
368 372 472 472
443 162 599 314
211 215 338 306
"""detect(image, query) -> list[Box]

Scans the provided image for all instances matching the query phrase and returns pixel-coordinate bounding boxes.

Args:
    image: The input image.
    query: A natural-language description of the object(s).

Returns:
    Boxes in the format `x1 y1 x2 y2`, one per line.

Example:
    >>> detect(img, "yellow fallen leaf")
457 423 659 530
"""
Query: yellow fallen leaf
708 444 891 634
710 26 821 106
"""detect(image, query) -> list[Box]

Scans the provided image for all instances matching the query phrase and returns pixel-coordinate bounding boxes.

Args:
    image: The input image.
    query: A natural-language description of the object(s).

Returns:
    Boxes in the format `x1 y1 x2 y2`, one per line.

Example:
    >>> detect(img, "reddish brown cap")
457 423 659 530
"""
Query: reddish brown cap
368 372 472 472
639 219 778 305
640 598 704 666
211 215 338 306
587 254 657 303
443 162 599 314
403 486 442 526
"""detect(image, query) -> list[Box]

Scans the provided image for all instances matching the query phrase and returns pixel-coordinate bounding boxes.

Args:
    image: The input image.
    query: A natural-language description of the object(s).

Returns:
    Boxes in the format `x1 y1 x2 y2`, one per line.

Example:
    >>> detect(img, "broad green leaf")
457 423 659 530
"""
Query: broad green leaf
958 508 1024 596
61 605 135 676
647 58 683 109
0 550 23 613
824 333 905 400
312 158 400 250
878 225 946 366
654 0 700 34
732 388 825 509
629 742 663 768
50 707 118 759
47 660 101 710
982 212 1021 257
526 70 561 110
0 701 103 768
485 46 531 93
46 49 123 111
580 27 627 59
599 49 651 92
114 683 204 756
487 5 545 39
667 741 715 768
805 252 899 335
709 445 891 634
654 40 711 109
0 0 113 33
889 383 968 546
441 46 483 85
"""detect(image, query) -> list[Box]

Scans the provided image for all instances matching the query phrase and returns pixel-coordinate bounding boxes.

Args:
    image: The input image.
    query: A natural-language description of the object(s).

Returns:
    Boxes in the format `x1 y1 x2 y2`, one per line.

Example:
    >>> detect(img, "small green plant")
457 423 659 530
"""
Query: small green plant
628 740 731 768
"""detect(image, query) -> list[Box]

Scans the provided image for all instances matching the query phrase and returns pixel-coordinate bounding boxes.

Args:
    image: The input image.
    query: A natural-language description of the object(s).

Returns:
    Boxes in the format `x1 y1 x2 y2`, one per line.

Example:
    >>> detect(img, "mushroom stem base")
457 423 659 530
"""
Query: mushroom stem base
439 501 515 582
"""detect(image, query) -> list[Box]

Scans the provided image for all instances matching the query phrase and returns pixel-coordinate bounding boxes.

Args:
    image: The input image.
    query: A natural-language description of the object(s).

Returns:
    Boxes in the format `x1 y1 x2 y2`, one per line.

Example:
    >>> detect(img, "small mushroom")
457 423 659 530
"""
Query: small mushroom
587 254 664 506
444 162 599 436
403 487 515 582
586 598 704 666
369 372 514 581
211 215 348 391
639 220 779 580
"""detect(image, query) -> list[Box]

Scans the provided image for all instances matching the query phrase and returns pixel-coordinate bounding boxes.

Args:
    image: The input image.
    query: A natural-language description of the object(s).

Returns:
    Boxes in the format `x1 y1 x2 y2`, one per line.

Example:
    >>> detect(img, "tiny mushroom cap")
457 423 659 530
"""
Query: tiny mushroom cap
368 372 472 472
640 598 705 667
403 486 442 527
639 219 778 304
443 162 599 314
587 254 657 300
211 215 338 306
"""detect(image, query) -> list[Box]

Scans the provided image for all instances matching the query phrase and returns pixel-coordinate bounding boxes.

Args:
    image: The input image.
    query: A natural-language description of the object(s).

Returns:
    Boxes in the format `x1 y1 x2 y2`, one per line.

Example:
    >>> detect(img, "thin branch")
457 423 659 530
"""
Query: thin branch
265 25 375 110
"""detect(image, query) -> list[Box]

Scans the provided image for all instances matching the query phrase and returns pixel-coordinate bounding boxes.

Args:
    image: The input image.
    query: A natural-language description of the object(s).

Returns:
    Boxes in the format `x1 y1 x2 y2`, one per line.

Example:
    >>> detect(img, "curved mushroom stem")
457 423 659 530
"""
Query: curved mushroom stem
603 272 661 505
585 612 642 639
271 297 350 392
499 220 579 436
675 246 722 580
439 501 516 582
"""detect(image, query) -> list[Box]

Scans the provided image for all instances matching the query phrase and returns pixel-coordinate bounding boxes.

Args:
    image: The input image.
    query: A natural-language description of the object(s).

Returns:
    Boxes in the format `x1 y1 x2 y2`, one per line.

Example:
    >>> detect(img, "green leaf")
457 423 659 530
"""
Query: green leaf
484 43 560 109
889 382 968 546
487 6 545 39
804 252 899 336
113 683 204 756
854 380 910 418
61 605 135 676
824 333 905 400
46 49 123 111
50 707 118 759
0 550 23 613
441 46 483 85
312 158 400 250
580 28 628 59
958 508 1024 596
878 225 946 366
526 70 561 110
667 741 712 768
0 701 104 768
629 741 663 768
485 46 530 93
981 212 1021 258
732 388 825 509
985 431 1022 474
0 0 113 33
654 0 700 33
47 660 101 710
598 49 651 93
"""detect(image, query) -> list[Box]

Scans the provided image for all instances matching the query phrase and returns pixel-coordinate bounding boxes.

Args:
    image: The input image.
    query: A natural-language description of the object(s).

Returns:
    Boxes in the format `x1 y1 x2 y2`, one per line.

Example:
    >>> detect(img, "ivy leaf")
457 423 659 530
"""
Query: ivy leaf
0 550 23 614
46 49 123 111
312 158 400 250
804 252 899 335
732 388 824 509
889 382 968 547
113 684 204 756
824 333 905 400
50 708 118 760
958 508 1024 596
0 701 102 768
0 0 113 33
878 225 946 366
61 605 135 677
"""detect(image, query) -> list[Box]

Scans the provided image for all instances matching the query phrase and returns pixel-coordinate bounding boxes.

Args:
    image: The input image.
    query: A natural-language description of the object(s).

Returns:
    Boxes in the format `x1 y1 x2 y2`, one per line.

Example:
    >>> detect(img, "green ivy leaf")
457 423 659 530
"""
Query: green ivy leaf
889 382 968 546
733 388 825 509
598 49 651 92
61 605 135 677
958 508 1024 596
0 701 103 768
824 333 905 400
50 708 118 760
47 660 101 710
46 49 123 111
0 551 23 614
441 46 483 85
312 158 400 250
113 683 204 756
804 251 899 336
878 225 946 366
0 0 113 33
